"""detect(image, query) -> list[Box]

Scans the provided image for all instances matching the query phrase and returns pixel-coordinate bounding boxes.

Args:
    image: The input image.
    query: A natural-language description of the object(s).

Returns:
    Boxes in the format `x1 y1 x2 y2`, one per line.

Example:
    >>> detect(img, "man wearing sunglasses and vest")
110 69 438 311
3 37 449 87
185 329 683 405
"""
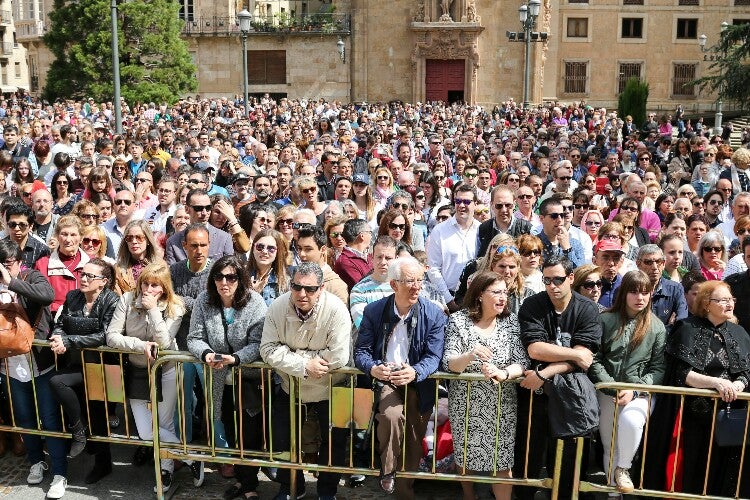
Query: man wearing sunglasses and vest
260 261 351 500
514 255 601 500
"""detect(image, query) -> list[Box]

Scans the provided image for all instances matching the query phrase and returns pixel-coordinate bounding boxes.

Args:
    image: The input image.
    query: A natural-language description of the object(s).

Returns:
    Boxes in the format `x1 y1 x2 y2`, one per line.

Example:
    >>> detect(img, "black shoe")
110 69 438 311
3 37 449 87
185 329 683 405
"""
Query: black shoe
132 445 151 466
224 484 243 500
262 466 279 482
84 461 112 484
348 474 365 488
68 421 87 458
154 470 173 493
189 461 205 487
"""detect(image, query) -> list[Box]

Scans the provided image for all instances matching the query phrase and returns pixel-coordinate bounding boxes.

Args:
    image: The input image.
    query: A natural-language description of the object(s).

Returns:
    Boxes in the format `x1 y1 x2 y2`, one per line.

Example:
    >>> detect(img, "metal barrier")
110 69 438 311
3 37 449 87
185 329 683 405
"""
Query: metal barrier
575 382 750 500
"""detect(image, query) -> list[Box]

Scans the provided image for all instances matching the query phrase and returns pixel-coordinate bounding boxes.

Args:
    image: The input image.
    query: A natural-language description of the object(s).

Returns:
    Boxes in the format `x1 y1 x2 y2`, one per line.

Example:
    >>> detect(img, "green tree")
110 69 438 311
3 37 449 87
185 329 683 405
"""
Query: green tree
697 23 750 108
44 0 197 103
617 78 649 127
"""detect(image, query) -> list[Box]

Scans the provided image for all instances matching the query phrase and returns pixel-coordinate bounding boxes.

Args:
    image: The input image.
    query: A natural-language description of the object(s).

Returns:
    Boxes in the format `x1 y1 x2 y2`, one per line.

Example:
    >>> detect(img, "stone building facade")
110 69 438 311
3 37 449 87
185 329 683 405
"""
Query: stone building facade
13 0 750 112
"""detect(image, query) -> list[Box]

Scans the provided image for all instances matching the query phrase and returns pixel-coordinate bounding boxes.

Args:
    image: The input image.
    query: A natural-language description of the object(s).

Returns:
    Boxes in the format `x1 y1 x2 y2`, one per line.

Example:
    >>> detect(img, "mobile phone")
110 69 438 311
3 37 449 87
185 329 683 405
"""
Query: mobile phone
150 344 158 358
213 353 224 362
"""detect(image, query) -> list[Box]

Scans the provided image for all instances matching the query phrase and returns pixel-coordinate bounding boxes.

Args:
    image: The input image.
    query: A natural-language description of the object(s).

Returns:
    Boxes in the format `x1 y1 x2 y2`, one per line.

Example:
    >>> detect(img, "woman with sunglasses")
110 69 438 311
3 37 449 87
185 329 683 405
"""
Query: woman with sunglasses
377 208 412 251
238 203 277 243
667 138 694 190
110 155 134 192
187 255 267 499
691 145 720 184
47 259 119 486
581 210 605 242
613 197 651 247
296 176 327 218
454 233 516 307
517 234 544 293
697 230 727 280
573 264 605 311
273 205 295 244
106 263 199 493
51 170 75 215
589 270 666 495
371 166 394 209
247 229 290 306
114 220 163 294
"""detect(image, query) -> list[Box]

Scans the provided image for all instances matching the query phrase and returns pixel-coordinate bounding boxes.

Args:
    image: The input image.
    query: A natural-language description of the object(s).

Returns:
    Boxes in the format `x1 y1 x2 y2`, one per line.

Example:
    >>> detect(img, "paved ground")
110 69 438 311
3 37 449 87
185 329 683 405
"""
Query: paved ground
0 445 474 500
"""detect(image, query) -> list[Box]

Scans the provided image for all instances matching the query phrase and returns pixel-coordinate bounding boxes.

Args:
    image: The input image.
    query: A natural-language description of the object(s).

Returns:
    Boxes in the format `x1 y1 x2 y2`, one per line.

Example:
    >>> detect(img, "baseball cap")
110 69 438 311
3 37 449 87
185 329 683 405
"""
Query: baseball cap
594 240 624 254
352 173 370 184
232 172 250 184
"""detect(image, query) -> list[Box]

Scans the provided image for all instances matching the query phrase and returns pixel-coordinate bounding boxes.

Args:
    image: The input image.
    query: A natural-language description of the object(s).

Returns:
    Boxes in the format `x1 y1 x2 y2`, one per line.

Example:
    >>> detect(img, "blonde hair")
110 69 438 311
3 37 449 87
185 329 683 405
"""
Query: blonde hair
82 225 108 259
133 262 183 319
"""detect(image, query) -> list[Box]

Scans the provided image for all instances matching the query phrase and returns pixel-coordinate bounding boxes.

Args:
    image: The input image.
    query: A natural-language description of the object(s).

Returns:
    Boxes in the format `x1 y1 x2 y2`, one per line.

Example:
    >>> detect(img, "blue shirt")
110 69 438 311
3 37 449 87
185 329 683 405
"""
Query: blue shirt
537 231 585 268
599 274 622 309
651 277 688 330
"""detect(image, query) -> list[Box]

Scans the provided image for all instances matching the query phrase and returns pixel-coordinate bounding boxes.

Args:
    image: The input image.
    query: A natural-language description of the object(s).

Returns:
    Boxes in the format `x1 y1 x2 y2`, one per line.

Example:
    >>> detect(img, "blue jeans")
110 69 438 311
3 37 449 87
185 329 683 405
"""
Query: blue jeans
174 362 205 443
4 370 67 476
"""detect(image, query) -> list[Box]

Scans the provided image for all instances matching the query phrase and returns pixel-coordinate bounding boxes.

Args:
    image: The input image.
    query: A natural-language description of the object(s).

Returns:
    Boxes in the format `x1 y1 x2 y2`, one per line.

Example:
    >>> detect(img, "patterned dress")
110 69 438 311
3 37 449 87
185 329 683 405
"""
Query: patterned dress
441 310 529 471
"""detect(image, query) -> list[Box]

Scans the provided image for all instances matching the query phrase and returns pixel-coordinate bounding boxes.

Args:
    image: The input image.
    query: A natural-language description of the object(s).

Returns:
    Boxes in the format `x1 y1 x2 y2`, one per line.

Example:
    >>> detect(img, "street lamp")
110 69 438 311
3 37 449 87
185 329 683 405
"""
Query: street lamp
237 9 252 119
337 38 346 64
110 0 122 134
506 0 546 109
698 21 729 137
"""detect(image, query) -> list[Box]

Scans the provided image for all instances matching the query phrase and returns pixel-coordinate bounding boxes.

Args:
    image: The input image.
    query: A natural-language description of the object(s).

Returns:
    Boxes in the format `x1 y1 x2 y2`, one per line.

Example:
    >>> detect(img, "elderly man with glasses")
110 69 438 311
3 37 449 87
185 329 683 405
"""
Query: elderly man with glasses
636 244 687 331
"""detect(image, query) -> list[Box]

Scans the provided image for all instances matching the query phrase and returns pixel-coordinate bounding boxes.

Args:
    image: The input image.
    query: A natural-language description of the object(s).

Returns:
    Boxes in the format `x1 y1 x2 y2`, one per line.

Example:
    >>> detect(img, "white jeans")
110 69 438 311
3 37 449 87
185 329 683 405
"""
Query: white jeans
597 390 651 484
130 367 182 473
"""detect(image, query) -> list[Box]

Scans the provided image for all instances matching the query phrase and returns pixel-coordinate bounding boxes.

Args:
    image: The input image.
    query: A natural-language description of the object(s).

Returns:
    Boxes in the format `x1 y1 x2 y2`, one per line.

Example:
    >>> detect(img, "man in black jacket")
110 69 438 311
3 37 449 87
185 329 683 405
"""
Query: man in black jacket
476 185 531 257
725 236 750 333
514 256 602 500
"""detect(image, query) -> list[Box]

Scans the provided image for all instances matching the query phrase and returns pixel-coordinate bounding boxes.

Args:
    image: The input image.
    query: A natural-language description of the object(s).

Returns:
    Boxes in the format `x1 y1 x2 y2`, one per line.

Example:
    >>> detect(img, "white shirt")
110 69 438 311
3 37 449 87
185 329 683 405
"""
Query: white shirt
426 216 480 302
142 204 176 234
386 304 410 366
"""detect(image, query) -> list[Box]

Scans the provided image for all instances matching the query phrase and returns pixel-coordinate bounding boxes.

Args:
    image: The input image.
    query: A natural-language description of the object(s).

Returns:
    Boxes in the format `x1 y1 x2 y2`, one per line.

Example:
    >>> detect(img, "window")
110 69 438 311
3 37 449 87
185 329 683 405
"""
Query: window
679 0 699 4
566 18 588 38
672 63 697 97
621 18 643 38
14 62 19 78
623 0 643 4
248 50 286 85
735 0 750 5
733 19 750 25
676 19 698 39
568 0 588 3
178 0 194 21
618 62 643 93
564 62 588 94
1 64 7 86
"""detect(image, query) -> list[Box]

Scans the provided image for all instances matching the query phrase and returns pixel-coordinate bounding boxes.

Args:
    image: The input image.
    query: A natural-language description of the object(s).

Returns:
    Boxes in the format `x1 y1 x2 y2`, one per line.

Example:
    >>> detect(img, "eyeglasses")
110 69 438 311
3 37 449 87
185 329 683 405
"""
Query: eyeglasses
600 170 610 175
187 179 204 185
623 225 634 231
494 202 514 210
79 213 97 220
507 177 520 183
585 220 602 227
135 177 151 183
561 205 574 212
693 201 704 207
737 228 750 236
125 234 145 244
485 288 509 297
708 199 723 206
396 278 424 287
709 297 736 305
582 280 603 289
214 272 239 283
82 237 102 246
436 215 450 222
190 204 212 212
389 223 406 231
391 202 410 211
463 173 477 179
277 218 294 226
7 221 28 230
474 207 489 215
520 249 541 257
330 231 344 239
702 246 723 253
720 187 733 193
542 276 568 286
114 198 133 206
557 176 572 181
574 204 593 210
545 212 564 219
454 198 473 206
601 233 621 241
569 154 581 158
620 206 638 213
517 194 534 200
80 272 106 281
415 194 426 200
21 191 32 198
704 152 716 156
301 187 317 194
254 243 277 254
638 157 650 162
290 282 321 293
56 180 68 185
188 156 200 161
376 175 390 181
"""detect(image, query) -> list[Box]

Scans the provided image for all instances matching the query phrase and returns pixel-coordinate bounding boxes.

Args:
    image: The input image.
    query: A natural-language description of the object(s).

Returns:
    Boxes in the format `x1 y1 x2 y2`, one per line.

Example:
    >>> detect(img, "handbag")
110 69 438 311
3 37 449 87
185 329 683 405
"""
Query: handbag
714 403 748 447
0 301 36 359
544 371 600 439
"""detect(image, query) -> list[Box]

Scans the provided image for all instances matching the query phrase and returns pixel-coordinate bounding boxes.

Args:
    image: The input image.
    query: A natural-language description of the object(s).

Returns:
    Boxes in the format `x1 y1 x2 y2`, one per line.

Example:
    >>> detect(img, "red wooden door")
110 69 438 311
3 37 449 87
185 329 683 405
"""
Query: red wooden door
425 59 465 103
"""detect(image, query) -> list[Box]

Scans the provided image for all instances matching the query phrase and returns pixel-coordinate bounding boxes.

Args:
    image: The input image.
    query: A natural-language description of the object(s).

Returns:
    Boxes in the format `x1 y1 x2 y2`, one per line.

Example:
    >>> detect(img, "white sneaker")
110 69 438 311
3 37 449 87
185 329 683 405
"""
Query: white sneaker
614 466 634 493
47 475 67 499
27 461 48 485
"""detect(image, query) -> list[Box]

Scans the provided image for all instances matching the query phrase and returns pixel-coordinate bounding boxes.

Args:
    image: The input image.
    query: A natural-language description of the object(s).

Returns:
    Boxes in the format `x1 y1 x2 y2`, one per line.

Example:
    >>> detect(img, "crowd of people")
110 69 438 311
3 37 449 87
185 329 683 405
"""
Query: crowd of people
0 93 749 500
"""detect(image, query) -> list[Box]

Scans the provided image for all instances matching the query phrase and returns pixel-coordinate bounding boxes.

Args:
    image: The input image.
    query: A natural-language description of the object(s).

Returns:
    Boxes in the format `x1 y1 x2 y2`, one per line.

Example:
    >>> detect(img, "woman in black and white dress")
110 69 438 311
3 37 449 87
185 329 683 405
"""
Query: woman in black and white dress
442 272 529 500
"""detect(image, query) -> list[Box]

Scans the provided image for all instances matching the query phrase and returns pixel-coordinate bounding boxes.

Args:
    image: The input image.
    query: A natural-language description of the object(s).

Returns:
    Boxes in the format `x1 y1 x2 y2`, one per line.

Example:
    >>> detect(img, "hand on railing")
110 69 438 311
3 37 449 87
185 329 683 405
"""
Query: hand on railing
305 356 330 379
143 341 158 361
615 390 635 406
48 334 66 355
390 363 416 386
714 376 741 403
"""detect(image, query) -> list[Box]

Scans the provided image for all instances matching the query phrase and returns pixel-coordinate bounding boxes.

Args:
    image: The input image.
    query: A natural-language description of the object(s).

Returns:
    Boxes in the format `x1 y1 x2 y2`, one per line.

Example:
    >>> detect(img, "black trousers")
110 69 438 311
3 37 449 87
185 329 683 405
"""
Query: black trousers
271 389 347 497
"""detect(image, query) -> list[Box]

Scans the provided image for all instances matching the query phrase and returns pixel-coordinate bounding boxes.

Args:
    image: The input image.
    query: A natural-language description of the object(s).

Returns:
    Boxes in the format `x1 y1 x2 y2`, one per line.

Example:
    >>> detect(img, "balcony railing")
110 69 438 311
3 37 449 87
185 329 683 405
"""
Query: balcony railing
180 13 351 36
0 10 10 24
15 21 45 41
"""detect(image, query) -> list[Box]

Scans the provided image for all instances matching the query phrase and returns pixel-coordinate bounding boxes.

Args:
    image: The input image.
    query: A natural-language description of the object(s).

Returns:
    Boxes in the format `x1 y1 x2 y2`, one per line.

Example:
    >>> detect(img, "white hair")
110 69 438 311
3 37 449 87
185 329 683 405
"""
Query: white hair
387 256 422 281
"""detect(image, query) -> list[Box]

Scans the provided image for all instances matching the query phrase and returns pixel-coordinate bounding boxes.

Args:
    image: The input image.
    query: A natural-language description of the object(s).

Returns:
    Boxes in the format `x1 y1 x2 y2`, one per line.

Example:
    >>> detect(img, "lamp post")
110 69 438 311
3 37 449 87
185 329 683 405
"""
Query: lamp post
506 0 545 110
698 21 729 138
337 38 346 64
110 0 122 134
237 9 252 119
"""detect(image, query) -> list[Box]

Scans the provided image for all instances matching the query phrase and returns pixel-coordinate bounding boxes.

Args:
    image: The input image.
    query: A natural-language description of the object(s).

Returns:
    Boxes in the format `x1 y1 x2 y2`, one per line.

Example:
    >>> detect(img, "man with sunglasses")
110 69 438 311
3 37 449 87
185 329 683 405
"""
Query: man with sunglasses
636 245 687 330
164 189 233 265
102 189 136 253
315 151 339 201
3 203 49 268
540 164 577 202
515 255 601 500
477 185 531 257
535 198 584 268
261 261 351 500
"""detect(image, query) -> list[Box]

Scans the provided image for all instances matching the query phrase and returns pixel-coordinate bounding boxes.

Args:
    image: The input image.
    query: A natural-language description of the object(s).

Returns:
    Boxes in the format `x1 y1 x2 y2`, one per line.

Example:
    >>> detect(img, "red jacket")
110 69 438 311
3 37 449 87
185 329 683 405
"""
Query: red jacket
333 247 373 293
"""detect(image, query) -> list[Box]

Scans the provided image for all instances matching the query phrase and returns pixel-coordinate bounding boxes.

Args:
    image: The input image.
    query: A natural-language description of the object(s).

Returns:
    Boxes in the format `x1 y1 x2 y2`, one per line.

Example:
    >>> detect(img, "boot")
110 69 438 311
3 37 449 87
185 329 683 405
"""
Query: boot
11 432 25 456
68 421 87 458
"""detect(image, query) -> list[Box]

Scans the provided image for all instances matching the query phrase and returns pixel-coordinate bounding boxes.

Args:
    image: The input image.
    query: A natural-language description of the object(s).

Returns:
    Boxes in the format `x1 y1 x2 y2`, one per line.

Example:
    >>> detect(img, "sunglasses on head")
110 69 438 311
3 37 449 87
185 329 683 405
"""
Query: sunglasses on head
290 282 321 293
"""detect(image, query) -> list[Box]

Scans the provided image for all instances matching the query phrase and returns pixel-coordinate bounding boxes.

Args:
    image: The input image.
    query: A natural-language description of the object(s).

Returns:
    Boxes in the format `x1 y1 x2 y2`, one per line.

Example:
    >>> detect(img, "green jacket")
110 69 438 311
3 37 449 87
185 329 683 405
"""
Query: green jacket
588 312 667 396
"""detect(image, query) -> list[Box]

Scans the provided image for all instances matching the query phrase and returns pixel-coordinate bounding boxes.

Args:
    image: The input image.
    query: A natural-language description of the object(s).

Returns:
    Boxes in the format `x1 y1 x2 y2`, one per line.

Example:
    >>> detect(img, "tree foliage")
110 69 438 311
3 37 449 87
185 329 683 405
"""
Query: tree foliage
44 0 197 104
697 23 750 109
617 78 649 127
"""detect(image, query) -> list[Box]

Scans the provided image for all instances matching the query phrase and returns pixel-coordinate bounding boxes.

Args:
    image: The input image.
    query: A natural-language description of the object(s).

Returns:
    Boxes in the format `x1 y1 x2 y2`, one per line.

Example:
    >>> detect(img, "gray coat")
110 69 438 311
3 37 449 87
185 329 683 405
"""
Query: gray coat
186 290 267 419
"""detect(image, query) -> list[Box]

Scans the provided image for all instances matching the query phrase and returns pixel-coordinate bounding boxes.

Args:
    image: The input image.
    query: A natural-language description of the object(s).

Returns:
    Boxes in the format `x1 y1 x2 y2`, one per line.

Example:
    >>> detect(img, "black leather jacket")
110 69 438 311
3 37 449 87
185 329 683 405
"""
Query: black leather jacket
52 288 120 367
